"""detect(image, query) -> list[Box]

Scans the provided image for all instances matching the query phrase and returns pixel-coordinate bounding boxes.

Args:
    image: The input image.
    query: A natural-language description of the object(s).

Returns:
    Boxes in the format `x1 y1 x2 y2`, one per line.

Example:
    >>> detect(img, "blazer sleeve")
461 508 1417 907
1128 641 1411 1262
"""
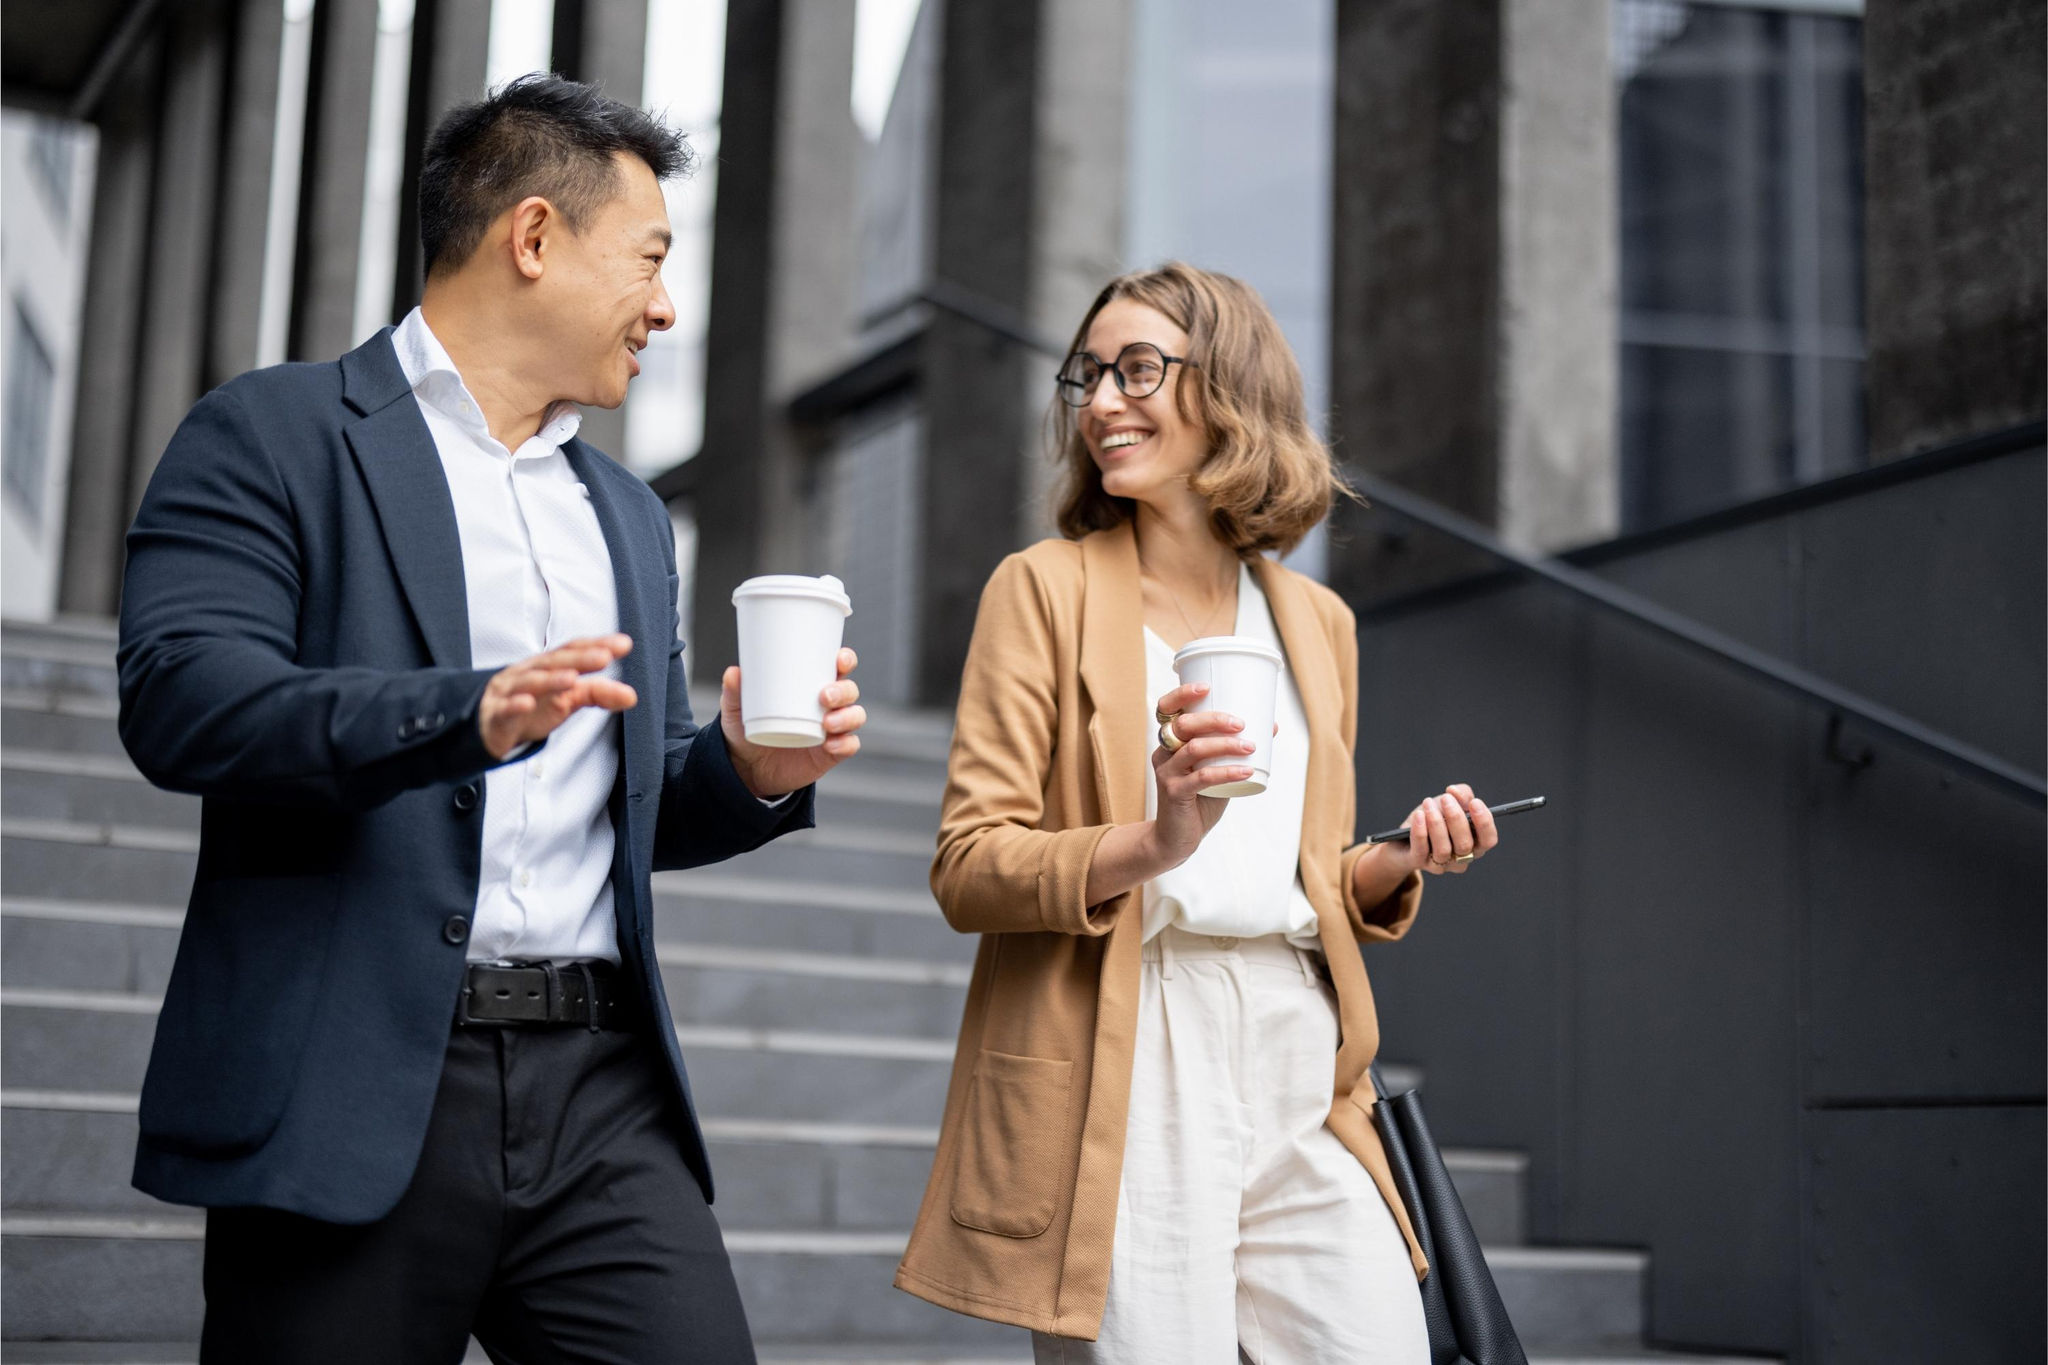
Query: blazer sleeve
1330 591 1423 943
117 385 510 811
930 552 1119 937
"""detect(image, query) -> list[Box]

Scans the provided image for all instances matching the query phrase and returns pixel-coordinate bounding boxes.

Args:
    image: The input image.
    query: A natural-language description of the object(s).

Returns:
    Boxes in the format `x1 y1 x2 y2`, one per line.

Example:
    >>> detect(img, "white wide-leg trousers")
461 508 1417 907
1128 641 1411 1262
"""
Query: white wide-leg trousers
1032 927 1430 1365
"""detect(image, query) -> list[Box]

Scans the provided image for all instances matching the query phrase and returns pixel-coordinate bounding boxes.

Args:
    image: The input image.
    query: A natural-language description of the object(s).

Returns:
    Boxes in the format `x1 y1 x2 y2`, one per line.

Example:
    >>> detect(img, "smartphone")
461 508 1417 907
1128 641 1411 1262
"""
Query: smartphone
1364 795 1547 844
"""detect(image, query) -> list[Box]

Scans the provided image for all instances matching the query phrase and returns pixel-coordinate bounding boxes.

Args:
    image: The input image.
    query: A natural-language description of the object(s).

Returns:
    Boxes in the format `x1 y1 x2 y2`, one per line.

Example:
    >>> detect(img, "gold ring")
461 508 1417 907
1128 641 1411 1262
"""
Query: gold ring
1155 707 1180 726
1454 851 1477 863
1157 721 1185 752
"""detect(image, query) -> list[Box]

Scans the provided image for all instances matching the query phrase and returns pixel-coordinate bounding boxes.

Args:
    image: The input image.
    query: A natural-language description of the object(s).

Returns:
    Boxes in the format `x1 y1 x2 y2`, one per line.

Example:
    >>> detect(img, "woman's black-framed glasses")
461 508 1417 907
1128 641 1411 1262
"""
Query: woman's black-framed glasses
1055 343 1185 407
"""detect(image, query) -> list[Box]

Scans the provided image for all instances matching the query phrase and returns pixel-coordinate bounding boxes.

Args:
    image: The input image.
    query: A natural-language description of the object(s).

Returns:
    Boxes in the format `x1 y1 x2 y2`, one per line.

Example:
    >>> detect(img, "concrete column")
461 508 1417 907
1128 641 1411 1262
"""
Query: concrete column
393 0 493 317
551 0 651 461
1327 0 1614 606
58 39 160 617
128 0 233 515
208 0 289 385
690 0 859 677
1863 0 2046 460
1018 0 1133 543
912 0 1045 703
290 0 381 361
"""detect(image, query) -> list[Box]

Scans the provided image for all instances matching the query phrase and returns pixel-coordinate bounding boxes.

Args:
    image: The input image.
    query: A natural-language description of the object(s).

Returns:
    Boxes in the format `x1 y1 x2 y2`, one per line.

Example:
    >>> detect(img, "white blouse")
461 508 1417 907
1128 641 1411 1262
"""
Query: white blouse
1141 563 1322 949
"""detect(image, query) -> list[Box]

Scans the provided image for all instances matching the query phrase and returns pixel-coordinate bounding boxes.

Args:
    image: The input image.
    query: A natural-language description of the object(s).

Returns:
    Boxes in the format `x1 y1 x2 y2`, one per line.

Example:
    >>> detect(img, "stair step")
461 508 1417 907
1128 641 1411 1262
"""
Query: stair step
0 749 939 840
5 1090 1506 1244
654 874 969 960
0 990 958 1124
1 692 127 759
659 943 970 1037
0 1213 1646 1351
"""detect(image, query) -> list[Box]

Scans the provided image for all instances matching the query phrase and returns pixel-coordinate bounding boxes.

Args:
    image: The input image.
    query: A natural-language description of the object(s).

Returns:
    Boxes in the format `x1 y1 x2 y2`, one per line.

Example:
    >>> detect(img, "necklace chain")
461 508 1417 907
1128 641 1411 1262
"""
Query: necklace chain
1157 563 1236 641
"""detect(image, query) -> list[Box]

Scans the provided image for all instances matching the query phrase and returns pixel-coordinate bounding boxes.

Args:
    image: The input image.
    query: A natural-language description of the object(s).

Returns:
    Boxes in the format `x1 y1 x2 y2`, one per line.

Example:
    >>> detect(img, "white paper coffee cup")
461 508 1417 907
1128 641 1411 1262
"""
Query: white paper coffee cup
1172 635 1284 797
731 574 852 748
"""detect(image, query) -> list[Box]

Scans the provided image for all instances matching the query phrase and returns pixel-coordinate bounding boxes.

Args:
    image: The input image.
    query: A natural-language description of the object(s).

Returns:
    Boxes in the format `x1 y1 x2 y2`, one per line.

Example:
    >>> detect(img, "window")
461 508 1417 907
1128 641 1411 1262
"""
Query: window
28 118 78 225
5 301 57 528
1615 1 1865 531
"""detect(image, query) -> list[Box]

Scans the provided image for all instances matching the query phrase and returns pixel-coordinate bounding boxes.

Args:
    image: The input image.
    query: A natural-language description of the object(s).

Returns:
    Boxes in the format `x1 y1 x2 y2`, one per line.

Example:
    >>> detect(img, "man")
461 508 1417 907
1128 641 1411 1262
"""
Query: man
116 75 856 1362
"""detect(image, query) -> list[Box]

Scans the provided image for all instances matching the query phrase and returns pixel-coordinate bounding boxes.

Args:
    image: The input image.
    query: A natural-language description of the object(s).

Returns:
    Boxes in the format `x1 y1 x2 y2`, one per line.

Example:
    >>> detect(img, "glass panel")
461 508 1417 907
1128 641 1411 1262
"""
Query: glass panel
1615 1 1866 533
5 301 56 527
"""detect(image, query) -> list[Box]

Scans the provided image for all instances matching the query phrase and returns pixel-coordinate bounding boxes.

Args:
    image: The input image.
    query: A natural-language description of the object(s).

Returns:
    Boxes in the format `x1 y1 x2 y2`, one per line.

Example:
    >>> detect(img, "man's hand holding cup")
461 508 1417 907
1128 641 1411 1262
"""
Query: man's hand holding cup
722 573 866 798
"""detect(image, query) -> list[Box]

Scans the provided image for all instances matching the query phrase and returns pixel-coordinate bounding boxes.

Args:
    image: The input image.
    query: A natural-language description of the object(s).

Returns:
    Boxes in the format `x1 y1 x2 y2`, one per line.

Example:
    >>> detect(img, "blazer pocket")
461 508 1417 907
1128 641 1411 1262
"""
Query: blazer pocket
948 1049 1073 1238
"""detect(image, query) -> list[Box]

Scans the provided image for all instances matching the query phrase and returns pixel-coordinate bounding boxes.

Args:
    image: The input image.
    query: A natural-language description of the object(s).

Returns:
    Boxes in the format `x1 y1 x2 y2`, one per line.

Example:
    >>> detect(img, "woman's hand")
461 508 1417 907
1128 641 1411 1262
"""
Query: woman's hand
1381 784 1500 877
1079 682 1266 908
1351 784 1499 909
1144 681 1256 866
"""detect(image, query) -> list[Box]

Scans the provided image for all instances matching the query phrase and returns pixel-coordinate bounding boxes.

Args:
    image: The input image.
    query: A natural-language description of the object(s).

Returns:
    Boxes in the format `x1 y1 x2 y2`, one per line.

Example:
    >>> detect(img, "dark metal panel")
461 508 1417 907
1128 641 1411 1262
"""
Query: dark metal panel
1804 729 2045 1103
1356 583 1581 1241
1807 1105 2046 1363
1567 522 1804 1351
1798 448 2046 777
289 0 380 361
207 0 287 385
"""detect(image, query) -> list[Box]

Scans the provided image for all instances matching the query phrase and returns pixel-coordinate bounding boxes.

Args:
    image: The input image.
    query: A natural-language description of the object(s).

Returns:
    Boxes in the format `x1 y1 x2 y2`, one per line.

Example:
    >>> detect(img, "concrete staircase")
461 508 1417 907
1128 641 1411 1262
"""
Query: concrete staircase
0 617 1773 1364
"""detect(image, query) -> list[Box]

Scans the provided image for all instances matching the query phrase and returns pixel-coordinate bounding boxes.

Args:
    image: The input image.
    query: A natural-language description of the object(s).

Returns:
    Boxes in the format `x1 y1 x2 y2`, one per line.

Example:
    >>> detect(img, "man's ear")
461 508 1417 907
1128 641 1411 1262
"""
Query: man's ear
507 196 553 280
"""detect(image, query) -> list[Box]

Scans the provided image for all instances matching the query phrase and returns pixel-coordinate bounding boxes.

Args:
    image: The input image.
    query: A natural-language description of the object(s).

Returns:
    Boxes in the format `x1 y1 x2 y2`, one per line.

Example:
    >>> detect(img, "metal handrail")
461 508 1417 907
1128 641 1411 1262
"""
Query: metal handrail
908 276 2046 808
1350 471 2045 807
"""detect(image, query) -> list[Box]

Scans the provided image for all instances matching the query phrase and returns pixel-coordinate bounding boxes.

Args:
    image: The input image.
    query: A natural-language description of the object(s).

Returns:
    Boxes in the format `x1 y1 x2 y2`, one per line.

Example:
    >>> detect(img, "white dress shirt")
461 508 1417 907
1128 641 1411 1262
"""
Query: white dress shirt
392 308 626 963
1141 563 1322 949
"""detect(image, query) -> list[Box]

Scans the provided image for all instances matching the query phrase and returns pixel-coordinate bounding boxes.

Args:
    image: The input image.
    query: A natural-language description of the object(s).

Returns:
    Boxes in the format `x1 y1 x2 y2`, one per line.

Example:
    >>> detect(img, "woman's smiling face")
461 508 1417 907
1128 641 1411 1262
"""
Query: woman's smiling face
1077 299 1206 508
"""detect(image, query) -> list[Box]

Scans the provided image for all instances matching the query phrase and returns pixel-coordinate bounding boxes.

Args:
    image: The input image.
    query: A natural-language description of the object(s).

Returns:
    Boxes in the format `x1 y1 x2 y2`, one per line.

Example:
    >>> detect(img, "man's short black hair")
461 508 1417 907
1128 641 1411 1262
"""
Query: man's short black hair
419 73 691 276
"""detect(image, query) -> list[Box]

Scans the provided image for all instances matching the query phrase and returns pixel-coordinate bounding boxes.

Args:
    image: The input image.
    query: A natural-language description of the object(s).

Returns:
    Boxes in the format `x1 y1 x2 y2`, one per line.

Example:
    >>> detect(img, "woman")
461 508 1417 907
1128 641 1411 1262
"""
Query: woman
893 263 1502 1363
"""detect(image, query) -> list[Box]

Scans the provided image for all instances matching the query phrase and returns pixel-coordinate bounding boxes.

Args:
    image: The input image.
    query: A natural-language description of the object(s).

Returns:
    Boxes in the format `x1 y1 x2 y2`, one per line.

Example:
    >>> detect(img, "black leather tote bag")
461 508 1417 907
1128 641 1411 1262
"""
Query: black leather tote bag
1369 1064 1528 1365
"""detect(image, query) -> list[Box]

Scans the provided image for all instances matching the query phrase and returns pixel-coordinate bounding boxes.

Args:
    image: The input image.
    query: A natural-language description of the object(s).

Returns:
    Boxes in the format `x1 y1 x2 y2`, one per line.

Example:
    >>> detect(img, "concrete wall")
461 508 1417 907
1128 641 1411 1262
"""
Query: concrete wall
1353 441 2045 1362
1863 0 2046 460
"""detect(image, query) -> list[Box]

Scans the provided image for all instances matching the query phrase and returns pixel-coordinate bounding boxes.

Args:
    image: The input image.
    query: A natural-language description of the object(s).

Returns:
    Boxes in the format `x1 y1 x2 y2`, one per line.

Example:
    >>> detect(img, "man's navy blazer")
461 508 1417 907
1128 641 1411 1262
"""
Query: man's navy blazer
117 330 812 1224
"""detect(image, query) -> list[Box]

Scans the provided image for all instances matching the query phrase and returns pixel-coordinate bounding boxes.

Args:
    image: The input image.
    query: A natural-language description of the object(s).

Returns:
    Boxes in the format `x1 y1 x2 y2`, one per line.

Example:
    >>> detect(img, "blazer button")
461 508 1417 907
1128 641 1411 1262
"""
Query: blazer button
398 717 418 740
442 915 469 945
429 712 446 729
453 782 480 812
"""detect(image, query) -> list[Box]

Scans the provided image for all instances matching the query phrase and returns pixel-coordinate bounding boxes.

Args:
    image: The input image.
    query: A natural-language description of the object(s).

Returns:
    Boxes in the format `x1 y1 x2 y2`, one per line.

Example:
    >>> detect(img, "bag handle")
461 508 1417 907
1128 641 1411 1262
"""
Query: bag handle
1369 1061 1392 1101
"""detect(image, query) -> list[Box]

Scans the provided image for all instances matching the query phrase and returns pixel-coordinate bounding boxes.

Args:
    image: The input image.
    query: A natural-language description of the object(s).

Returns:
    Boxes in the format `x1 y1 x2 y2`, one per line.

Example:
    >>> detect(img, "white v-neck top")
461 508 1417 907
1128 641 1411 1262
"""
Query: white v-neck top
1141 563 1321 949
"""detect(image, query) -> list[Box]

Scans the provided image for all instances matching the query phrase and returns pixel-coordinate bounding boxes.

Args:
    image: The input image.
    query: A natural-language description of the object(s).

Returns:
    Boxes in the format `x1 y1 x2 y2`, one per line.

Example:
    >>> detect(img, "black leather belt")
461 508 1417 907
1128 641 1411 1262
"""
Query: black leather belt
457 960 632 1030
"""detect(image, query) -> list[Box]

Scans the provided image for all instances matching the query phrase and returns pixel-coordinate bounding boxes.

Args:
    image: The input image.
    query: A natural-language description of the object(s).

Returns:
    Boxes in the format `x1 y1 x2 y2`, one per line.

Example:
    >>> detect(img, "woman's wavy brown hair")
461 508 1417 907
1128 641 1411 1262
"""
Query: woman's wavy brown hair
1051 261 1354 556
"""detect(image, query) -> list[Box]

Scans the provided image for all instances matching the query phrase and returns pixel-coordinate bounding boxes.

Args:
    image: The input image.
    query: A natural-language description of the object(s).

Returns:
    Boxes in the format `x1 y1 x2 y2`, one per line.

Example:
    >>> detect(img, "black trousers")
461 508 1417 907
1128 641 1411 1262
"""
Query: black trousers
200 1021 756 1365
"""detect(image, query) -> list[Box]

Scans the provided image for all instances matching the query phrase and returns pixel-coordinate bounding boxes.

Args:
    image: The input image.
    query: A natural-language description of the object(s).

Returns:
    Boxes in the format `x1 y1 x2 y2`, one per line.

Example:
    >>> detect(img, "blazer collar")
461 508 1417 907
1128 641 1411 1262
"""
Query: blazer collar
562 439 661 801
1078 522 1147 826
1076 521 1344 842
1250 554 1342 833
341 330 472 668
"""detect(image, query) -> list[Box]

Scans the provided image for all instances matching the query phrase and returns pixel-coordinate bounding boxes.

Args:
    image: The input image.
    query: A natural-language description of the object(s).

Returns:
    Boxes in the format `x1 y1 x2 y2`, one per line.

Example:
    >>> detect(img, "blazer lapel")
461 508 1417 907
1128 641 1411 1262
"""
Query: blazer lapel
563 440 661 805
340 332 471 669
1078 523 1147 826
1252 557 1343 889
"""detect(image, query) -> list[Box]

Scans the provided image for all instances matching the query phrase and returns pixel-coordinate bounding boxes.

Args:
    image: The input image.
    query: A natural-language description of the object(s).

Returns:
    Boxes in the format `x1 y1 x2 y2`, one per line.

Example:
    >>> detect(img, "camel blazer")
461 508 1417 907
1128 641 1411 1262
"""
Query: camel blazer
893 521 1428 1339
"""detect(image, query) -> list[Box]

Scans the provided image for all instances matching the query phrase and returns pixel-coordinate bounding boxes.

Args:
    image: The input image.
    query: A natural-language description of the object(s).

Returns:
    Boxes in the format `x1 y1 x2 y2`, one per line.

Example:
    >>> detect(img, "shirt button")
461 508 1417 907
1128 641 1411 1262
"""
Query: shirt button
1211 936 1239 950
530 758 546 780
442 916 469 945
518 870 533 889
452 783 479 812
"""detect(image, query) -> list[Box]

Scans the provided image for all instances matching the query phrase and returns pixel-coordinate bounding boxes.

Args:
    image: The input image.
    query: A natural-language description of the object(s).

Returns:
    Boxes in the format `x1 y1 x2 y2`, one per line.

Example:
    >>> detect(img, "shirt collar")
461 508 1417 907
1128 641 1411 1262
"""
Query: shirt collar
391 307 583 453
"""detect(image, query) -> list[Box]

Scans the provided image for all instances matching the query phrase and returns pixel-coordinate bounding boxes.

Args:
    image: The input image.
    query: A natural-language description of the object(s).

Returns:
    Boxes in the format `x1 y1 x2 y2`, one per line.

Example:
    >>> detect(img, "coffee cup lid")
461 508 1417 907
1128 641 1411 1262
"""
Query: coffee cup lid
1172 635 1283 669
732 574 851 615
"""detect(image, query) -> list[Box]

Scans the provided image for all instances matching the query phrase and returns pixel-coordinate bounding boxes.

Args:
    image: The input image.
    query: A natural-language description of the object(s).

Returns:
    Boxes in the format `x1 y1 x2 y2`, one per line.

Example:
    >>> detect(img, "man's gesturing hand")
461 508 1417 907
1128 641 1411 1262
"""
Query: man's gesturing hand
479 634 638 761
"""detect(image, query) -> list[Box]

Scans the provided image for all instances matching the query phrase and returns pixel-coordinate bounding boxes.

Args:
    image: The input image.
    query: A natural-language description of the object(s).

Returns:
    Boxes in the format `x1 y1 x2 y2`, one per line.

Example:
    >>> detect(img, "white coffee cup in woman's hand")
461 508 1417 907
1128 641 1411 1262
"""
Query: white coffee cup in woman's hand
1147 682 1278 866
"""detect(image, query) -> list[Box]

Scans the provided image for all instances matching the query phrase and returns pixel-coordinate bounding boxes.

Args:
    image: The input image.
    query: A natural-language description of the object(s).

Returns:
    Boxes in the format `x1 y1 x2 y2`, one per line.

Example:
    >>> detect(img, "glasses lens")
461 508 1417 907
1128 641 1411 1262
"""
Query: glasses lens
1057 354 1102 406
1117 344 1168 398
